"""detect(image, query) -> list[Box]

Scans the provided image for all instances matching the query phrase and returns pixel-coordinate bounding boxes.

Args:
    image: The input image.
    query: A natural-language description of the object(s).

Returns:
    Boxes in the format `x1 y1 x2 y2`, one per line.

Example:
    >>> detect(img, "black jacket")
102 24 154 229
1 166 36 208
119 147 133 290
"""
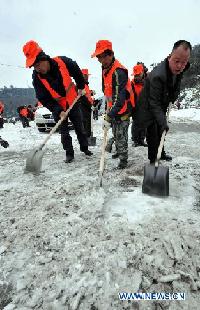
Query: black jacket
80 82 92 111
32 56 85 116
135 58 190 128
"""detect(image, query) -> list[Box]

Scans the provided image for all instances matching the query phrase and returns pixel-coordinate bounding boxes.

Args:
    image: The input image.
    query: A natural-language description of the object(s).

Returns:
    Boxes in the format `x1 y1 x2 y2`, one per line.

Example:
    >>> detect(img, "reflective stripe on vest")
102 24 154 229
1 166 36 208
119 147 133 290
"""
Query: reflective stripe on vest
84 84 93 104
103 59 135 115
38 57 77 111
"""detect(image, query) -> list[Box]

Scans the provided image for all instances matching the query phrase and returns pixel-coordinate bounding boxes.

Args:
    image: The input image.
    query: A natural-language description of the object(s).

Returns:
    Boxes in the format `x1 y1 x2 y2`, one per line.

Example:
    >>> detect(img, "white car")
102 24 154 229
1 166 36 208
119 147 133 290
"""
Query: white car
35 106 74 132
35 106 56 132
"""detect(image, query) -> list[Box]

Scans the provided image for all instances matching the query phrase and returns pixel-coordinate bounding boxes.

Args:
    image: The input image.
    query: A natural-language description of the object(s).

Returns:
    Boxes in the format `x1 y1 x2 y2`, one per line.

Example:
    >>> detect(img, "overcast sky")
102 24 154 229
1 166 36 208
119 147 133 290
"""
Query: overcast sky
0 0 199 96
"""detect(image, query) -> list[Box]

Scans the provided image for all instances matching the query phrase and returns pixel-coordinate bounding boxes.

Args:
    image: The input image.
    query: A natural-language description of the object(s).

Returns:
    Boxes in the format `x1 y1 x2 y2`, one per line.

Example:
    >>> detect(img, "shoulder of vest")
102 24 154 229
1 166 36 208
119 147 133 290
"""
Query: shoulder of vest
114 59 127 70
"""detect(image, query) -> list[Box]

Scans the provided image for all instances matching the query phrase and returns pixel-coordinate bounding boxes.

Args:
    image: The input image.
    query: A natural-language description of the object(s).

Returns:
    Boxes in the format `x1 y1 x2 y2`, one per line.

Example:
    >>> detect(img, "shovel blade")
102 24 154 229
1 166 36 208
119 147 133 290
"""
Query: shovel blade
25 148 45 175
88 136 96 146
142 164 169 197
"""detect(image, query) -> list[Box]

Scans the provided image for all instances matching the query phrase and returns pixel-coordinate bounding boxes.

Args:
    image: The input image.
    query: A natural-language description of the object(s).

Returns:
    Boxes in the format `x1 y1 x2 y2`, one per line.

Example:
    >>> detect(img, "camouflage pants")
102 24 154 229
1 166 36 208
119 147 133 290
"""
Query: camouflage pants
105 136 115 153
112 119 129 161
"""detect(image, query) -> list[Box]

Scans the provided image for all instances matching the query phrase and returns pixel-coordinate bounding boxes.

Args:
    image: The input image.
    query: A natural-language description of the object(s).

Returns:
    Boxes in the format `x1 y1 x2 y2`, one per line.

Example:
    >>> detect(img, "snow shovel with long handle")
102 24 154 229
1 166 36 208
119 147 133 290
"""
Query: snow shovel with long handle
25 92 84 175
142 130 169 196
99 127 108 187
88 109 96 146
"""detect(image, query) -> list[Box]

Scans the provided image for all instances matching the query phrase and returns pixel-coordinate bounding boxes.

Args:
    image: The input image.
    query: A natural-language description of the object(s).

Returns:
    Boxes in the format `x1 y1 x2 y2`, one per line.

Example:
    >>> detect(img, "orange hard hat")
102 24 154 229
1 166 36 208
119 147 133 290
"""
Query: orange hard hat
131 64 144 76
91 40 113 58
81 69 90 75
23 40 42 68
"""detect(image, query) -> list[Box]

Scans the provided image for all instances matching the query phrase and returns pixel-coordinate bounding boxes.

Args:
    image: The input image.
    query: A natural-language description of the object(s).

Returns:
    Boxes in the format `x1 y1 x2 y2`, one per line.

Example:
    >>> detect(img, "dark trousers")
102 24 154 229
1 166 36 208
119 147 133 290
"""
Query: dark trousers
112 119 129 161
131 119 146 143
93 109 98 120
0 117 4 128
20 116 29 128
80 105 91 137
54 103 88 156
146 121 165 162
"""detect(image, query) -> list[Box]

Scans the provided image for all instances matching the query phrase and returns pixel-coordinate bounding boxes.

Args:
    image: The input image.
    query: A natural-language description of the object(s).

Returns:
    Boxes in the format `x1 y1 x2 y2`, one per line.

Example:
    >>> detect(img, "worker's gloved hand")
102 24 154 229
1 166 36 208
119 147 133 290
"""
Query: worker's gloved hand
0 139 9 148
102 114 111 130
91 105 96 112
60 111 67 120
161 121 169 133
120 113 130 121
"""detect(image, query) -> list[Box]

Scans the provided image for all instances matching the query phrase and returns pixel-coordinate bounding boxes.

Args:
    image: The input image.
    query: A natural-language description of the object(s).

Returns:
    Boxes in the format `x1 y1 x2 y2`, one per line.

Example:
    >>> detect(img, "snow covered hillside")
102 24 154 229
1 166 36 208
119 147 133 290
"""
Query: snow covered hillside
0 111 200 309
178 86 200 109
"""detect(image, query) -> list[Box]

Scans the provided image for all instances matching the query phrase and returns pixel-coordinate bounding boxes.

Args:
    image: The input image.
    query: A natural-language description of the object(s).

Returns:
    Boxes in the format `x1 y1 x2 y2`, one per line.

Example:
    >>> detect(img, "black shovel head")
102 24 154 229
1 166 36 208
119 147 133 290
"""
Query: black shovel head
142 164 169 197
88 136 96 146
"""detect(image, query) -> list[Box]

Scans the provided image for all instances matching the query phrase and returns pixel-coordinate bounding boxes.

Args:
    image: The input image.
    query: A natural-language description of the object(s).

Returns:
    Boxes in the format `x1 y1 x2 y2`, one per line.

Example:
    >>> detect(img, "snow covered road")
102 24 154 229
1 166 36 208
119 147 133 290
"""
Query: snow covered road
0 114 200 309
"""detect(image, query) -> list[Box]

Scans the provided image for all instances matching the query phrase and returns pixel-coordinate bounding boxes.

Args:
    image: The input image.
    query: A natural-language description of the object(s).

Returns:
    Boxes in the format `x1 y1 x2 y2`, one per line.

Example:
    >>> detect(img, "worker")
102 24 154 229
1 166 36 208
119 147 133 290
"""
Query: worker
23 40 93 163
91 40 134 168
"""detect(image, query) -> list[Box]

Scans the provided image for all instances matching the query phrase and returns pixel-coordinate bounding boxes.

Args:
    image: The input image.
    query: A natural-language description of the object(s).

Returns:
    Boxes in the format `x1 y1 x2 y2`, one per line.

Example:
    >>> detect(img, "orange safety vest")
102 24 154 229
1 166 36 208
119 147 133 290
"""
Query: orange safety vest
131 80 143 99
20 108 28 117
0 102 4 114
84 84 93 105
103 59 135 115
38 57 77 111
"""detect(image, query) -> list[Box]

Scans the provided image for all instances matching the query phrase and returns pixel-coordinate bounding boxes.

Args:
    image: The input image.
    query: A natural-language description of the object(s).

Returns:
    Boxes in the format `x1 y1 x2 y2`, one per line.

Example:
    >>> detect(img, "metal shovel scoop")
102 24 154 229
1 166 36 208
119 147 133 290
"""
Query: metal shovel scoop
25 93 83 174
25 147 45 175
142 130 169 196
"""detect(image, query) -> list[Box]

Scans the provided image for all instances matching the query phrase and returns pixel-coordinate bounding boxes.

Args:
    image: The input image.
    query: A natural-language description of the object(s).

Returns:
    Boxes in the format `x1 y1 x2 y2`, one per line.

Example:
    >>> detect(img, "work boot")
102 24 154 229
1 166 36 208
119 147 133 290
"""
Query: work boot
118 159 128 169
112 153 119 159
134 141 148 147
84 150 93 156
139 140 148 147
160 153 172 161
64 154 74 163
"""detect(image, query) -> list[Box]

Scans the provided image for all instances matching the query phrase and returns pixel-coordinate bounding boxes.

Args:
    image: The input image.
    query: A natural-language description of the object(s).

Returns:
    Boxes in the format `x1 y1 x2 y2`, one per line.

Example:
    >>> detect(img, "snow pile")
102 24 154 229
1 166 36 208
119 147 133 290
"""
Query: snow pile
0 118 200 309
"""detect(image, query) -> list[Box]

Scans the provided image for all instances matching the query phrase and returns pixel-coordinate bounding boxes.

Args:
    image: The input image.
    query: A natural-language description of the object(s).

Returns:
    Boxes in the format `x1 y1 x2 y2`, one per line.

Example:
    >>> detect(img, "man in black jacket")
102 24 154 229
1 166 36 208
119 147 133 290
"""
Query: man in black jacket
135 40 191 163
23 40 92 163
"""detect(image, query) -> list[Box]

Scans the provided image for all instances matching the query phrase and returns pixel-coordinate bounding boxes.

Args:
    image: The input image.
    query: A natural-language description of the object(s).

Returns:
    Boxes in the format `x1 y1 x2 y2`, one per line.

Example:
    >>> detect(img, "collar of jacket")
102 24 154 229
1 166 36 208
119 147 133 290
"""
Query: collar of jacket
165 58 178 89
49 57 59 74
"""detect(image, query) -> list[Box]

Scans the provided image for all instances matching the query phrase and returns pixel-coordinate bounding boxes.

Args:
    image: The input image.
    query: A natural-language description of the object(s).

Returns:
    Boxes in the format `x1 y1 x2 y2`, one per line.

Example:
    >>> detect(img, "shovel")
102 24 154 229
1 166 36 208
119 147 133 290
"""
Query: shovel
25 92 83 175
142 130 169 196
99 127 108 187
88 109 96 146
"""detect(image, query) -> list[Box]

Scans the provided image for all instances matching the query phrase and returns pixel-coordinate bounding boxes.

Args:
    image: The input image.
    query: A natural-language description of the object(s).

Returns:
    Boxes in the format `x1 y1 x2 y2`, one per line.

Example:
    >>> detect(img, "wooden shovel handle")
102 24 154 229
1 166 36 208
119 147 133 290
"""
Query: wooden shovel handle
155 130 166 167
155 102 172 167
99 128 108 173
39 92 84 149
